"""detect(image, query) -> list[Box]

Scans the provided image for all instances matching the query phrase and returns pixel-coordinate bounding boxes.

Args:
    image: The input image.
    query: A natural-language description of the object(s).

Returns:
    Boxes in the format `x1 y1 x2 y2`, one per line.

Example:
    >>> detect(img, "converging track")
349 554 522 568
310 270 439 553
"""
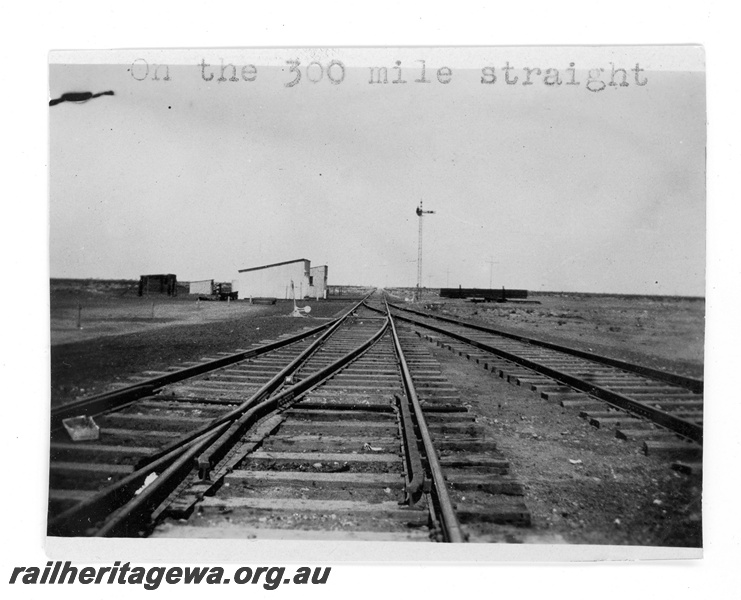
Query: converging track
384 300 703 470
48 297 530 541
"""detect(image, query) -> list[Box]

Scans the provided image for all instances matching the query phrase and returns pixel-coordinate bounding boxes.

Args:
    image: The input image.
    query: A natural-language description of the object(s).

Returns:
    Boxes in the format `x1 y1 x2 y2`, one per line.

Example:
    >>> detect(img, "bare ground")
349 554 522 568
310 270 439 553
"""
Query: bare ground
420 333 701 547
402 291 705 379
50 283 355 405
48 283 704 546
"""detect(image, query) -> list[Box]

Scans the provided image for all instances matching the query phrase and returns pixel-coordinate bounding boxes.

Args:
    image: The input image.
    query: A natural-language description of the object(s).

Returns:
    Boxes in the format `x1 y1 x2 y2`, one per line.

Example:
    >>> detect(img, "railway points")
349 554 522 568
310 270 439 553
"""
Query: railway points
47 290 703 546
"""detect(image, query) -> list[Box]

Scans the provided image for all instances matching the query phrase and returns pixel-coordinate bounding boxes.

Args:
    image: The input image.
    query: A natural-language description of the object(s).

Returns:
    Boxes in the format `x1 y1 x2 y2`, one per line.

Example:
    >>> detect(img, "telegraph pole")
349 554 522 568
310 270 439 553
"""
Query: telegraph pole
486 256 498 289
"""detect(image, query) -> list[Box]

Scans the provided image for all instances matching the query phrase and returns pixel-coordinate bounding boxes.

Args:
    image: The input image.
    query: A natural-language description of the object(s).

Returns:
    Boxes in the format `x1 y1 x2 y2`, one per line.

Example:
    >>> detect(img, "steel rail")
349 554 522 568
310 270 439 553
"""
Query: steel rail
359 304 424 505
394 392 426 505
93 425 230 537
51 293 376 430
140 298 367 467
47 424 230 536
96 315 391 537
389 308 703 444
386 301 466 543
196 316 391 479
51 322 333 431
48 297 371 536
388 302 703 394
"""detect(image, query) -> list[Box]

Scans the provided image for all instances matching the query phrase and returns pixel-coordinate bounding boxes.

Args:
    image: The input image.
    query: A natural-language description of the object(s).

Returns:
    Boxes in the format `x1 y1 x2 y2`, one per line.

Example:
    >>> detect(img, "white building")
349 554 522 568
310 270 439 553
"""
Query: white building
233 259 329 300
188 279 214 295
234 258 316 299
309 265 328 299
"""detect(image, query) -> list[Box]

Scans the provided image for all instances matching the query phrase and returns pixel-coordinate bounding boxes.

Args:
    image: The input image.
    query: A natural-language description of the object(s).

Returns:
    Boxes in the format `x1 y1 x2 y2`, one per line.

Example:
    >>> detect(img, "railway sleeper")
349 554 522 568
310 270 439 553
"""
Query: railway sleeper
557 398 606 409
579 410 626 420
646 400 704 410
97 428 184 441
454 499 532 527
444 474 525 496
97 413 219 433
134 399 229 415
300 397 395 408
265 430 496 455
426 437 499 453
245 450 400 474
188 497 429 534
671 461 703 476
197 374 276 383
284 409 400 422
216 480 405 506
158 414 289 522
321 378 402 387
50 442 156 463
224 469 405 490
643 441 702 461
172 382 265 393
438 454 510 472
589 416 651 430
424 423 484 436
48 491 98 517
49 463 133 493
615 428 681 441
149 393 242 406
416 396 464 405
419 404 469 413
291 401 395 412
422 330 704 456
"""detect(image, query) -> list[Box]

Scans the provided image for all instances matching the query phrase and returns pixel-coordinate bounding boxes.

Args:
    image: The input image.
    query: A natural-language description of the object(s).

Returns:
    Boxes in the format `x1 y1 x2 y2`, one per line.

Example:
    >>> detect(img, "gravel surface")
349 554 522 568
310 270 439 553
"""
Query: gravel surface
422 336 702 547
404 292 705 379
48 284 703 546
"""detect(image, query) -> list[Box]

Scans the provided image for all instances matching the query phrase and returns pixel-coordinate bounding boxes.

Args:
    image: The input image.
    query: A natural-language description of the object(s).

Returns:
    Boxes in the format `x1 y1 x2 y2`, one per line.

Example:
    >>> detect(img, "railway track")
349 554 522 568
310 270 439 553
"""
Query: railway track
48 300 365 535
48 298 530 542
384 301 703 470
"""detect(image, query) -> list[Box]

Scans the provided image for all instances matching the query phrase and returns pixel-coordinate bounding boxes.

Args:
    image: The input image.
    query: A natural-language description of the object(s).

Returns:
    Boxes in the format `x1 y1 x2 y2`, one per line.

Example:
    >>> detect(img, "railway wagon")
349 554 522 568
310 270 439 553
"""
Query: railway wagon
138 274 177 296
439 287 528 301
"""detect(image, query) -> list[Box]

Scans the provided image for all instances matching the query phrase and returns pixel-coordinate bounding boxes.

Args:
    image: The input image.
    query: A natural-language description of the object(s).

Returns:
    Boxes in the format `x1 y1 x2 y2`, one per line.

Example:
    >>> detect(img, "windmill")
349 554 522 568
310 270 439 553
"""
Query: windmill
416 201 435 300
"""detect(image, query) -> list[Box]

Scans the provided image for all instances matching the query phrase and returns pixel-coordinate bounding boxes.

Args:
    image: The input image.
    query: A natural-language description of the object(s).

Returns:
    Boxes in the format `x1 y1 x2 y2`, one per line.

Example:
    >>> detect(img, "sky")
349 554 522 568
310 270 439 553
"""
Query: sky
49 47 706 295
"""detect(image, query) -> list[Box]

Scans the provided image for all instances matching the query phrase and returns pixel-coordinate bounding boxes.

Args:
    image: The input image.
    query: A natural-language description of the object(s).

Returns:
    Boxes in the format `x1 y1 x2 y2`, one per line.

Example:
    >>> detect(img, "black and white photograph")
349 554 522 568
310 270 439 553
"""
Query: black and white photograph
5 0 741 594
45 45 707 558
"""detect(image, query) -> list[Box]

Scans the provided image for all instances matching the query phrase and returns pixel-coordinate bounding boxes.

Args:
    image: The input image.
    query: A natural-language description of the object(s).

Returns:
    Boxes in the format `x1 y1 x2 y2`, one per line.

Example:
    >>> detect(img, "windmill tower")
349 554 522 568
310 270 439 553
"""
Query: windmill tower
416 201 435 300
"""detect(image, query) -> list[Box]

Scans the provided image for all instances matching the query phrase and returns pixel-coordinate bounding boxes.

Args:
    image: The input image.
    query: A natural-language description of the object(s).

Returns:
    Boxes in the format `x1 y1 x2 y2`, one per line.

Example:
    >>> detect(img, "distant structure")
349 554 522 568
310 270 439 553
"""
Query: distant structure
214 282 235 300
309 265 328 299
188 279 214 295
326 285 372 299
138 274 177 296
439 287 528 302
233 259 328 300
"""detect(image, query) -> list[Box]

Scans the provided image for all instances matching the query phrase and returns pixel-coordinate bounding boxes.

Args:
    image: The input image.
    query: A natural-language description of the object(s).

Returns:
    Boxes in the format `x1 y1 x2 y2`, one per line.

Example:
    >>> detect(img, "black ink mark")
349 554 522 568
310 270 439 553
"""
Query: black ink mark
49 90 114 107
